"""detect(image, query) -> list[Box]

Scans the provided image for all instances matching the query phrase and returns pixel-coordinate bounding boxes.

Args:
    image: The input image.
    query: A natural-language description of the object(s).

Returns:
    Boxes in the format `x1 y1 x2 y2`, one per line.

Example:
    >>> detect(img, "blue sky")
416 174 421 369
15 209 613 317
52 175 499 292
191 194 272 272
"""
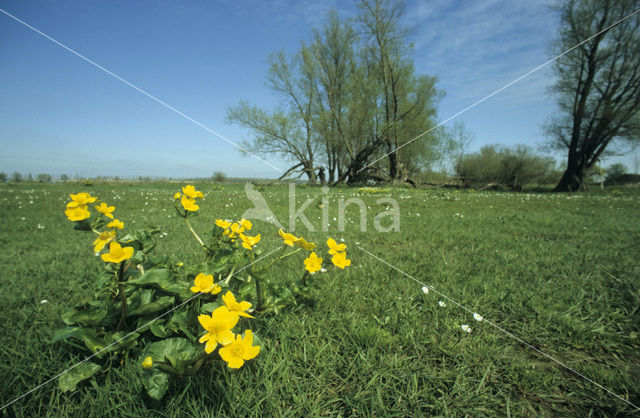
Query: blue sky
1 0 637 179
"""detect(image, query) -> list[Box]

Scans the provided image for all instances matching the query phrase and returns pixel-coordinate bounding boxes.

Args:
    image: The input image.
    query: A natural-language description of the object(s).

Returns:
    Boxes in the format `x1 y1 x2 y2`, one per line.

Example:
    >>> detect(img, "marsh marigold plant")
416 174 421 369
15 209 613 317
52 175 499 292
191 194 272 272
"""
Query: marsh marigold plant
55 185 351 399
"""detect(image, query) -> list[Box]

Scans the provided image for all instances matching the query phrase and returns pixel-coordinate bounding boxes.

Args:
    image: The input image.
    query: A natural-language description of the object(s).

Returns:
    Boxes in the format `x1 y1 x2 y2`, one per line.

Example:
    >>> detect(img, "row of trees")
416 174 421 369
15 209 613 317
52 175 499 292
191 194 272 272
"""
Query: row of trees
230 0 640 191
0 172 57 183
227 0 443 185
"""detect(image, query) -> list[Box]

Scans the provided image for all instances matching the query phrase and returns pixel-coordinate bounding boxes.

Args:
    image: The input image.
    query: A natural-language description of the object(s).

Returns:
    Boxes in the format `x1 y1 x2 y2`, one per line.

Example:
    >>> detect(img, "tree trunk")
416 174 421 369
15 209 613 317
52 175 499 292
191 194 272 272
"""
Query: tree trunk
304 167 317 185
554 161 587 192
387 147 398 180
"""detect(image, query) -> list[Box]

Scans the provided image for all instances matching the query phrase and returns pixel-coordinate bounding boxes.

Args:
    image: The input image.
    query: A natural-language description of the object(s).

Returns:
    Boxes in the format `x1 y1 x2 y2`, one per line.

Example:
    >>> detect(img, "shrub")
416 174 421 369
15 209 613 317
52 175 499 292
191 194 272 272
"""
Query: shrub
605 163 628 183
37 173 52 183
456 145 554 190
212 171 227 183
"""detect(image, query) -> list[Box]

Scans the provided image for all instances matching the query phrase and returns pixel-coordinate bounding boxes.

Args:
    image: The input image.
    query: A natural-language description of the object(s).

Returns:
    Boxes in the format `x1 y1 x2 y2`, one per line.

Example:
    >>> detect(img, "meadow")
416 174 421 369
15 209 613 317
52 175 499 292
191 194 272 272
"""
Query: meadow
0 182 639 416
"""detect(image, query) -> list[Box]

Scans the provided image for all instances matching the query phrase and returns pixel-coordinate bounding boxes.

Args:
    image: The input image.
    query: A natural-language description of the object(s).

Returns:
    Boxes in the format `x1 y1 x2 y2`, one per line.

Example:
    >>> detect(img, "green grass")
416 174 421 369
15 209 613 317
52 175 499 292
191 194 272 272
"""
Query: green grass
1 182 639 416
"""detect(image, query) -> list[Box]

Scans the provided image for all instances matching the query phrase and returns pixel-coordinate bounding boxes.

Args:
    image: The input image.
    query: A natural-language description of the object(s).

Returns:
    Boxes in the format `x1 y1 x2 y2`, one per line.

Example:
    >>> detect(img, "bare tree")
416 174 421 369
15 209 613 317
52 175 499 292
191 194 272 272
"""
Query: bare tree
227 47 320 184
545 0 640 191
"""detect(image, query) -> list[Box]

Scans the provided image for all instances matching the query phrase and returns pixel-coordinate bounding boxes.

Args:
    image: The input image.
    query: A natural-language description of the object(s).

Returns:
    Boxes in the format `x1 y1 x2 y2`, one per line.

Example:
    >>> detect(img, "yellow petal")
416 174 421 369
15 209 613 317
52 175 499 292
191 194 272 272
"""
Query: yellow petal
204 339 217 354
222 291 235 307
243 345 260 360
237 301 252 311
217 329 235 346
219 346 242 367
198 314 213 330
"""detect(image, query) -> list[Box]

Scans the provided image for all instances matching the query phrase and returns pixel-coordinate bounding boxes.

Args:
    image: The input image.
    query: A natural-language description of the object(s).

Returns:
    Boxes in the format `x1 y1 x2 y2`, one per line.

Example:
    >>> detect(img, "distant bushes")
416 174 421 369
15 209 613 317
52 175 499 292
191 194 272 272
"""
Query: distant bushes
604 164 640 185
605 163 628 183
455 145 555 190
37 174 52 183
212 171 227 183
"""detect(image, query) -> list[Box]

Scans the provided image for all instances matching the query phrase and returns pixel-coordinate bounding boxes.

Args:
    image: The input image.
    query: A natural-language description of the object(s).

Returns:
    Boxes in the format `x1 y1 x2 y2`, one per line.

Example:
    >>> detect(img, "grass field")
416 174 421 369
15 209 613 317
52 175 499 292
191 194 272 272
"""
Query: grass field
1 182 639 416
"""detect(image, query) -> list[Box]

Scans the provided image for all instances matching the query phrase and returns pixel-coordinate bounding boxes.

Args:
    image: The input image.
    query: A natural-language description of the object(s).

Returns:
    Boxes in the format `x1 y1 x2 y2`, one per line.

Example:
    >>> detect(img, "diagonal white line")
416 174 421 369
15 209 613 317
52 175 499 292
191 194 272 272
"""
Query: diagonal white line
356 245 639 411
0 245 283 412
357 7 640 174
0 8 283 174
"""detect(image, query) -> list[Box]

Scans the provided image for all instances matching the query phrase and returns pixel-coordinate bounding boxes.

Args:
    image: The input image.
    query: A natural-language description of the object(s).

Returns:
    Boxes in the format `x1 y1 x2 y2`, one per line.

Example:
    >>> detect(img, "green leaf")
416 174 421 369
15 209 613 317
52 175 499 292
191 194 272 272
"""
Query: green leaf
143 338 198 375
184 358 205 376
166 311 196 340
188 254 235 277
200 301 222 314
72 220 92 231
51 326 84 343
141 368 170 400
238 282 255 300
129 295 175 317
96 271 116 287
127 269 190 297
131 250 145 264
61 306 108 327
75 329 139 357
105 331 140 353
59 362 101 392
149 322 171 338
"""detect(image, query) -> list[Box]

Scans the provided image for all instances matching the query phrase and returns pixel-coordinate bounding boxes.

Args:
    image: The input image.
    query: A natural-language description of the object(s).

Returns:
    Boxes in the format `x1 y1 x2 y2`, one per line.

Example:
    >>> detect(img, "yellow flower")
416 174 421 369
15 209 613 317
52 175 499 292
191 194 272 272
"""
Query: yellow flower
182 185 204 199
65 206 91 221
304 252 322 274
198 306 239 353
222 290 254 318
67 192 97 208
100 241 134 263
215 219 231 229
107 219 124 230
141 356 153 369
239 233 261 250
173 192 182 200
230 222 245 235
327 238 346 255
95 202 115 219
93 230 116 253
240 219 252 231
218 330 260 369
295 237 316 251
331 251 351 269
278 229 299 246
190 273 221 294
181 195 200 212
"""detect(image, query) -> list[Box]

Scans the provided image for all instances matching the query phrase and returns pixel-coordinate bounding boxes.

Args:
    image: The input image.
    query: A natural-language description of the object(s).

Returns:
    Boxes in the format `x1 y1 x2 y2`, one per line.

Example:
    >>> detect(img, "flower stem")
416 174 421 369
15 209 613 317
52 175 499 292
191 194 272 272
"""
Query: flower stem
254 273 265 311
259 246 302 272
301 271 310 287
184 217 206 248
116 261 127 332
